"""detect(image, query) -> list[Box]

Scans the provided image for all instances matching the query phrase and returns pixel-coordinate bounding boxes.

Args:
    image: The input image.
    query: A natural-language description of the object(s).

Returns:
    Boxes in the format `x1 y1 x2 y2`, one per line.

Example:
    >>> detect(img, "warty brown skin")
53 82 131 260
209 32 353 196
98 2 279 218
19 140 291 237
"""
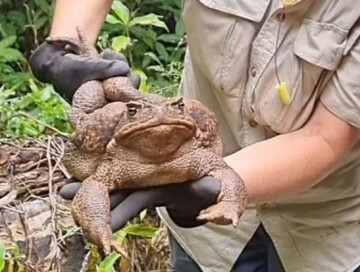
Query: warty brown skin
62 97 247 255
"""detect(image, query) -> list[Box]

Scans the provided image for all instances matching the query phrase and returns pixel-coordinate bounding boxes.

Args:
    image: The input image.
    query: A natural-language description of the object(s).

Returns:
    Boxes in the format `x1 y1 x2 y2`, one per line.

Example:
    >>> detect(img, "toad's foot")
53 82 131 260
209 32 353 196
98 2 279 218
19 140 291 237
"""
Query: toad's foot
85 223 128 258
197 167 247 227
197 200 242 227
109 241 129 259
97 231 128 258
72 178 128 258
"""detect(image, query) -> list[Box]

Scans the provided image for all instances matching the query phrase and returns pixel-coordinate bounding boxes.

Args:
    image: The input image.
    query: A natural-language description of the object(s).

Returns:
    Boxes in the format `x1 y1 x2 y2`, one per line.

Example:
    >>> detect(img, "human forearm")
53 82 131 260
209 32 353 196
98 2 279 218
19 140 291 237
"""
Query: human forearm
225 102 360 205
50 0 113 43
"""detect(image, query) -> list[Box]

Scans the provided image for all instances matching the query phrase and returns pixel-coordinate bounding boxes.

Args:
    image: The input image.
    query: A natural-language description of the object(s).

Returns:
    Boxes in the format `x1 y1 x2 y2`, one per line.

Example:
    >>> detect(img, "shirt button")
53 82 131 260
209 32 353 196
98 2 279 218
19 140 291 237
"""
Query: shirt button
250 68 257 77
249 119 258 127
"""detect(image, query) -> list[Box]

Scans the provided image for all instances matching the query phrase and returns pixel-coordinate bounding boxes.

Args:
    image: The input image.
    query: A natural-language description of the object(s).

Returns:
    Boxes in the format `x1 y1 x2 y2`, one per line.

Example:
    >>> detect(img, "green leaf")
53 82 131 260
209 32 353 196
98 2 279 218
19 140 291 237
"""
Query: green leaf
155 42 169 62
0 48 24 62
129 14 169 31
132 69 149 93
0 36 17 49
106 14 122 25
111 35 131 52
130 27 157 47
157 34 180 43
17 95 34 109
35 16 48 30
175 20 185 36
98 252 120 272
115 229 127 245
34 0 51 13
144 52 162 65
139 209 147 221
0 240 5 272
112 1 130 24
40 86 52 101
123 224 158 238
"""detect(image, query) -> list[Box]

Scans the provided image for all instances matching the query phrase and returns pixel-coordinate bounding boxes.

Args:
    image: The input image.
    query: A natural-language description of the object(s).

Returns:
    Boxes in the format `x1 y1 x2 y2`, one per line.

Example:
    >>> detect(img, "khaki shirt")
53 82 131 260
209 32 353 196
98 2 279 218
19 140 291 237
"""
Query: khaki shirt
158 0 360 271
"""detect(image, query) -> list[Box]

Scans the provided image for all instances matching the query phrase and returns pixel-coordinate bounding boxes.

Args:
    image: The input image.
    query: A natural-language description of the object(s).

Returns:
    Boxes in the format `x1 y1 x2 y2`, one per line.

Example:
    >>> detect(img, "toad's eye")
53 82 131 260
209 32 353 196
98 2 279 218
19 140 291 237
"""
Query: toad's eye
128 107 137 117
171 97 185 112
177 102 185 111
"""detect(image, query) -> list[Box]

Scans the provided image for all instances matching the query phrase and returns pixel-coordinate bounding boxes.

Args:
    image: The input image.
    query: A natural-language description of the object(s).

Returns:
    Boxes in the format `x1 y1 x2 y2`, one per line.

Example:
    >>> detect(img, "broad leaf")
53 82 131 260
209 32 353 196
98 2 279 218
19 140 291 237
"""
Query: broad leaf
34 0 51 13
175 20 185 36
144 52 162 65
124 224 158 238
0 36 17 49
111 35 130 52
0 240 5 272
112 1 130 24
132 69 149 93
157 34 180 43
129 14 169 31
98 252 120 272
106 14 122 25
0 48 24 62
155 42 169 61
35 16 48 30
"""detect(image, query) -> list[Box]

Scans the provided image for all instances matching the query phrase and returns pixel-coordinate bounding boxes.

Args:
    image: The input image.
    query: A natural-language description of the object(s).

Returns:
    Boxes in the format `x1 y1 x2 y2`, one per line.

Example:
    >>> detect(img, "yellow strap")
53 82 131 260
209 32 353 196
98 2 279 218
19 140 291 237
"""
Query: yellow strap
283 0 302 7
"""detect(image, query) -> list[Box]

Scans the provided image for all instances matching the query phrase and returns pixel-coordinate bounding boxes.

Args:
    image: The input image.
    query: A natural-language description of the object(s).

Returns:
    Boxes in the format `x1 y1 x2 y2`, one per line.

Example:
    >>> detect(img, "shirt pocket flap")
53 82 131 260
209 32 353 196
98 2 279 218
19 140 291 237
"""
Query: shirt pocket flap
198 0 270 23
293 18 348 70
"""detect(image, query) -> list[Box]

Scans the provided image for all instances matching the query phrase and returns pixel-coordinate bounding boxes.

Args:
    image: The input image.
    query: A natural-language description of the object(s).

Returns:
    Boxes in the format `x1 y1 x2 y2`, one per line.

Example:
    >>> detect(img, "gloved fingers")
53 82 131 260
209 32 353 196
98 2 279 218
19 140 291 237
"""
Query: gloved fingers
101 49 128 63
130 74 141 89
63 54 131 80
100 50 141 89
59 182 82 200
29 43 60 83
59 180 133 209
109 189 133 209
110 189 159 232
167 212 207 228
189 176 221 200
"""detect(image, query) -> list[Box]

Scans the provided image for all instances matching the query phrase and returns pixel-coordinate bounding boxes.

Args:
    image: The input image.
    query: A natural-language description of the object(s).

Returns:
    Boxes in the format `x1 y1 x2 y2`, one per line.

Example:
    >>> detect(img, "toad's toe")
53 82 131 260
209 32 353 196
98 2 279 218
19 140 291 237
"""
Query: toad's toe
197 201 243 227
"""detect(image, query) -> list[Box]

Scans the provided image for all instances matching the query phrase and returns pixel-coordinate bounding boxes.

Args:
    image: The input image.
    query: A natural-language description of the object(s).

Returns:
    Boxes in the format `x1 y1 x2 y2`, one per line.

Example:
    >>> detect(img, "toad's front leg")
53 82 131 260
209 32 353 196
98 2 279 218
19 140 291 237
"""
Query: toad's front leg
72 178 128 258
197 165 247 227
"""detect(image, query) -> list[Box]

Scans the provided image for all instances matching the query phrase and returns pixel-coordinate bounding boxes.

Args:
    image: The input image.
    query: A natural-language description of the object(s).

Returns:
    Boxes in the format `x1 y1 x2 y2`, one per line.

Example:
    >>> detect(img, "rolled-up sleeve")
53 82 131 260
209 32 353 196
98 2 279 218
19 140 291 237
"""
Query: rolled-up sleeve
320 32 360 129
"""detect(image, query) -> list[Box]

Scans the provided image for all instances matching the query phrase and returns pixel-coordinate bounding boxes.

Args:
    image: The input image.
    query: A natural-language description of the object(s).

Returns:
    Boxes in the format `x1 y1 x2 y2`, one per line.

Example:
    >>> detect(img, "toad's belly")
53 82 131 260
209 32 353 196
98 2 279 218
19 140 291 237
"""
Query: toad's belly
94 150 217 190
114 158 199 189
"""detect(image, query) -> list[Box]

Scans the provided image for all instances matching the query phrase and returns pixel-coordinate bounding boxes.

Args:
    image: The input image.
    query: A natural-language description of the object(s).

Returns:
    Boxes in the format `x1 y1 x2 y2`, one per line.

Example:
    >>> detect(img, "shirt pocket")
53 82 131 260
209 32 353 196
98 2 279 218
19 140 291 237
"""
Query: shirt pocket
265 18 349 133
182 0 270 97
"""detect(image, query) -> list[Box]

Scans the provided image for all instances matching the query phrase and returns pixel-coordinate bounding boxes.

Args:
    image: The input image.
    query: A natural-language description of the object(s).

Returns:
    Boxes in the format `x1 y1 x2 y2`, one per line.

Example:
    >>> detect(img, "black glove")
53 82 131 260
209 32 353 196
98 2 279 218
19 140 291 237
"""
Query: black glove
30 42 140 102
60 177 221 230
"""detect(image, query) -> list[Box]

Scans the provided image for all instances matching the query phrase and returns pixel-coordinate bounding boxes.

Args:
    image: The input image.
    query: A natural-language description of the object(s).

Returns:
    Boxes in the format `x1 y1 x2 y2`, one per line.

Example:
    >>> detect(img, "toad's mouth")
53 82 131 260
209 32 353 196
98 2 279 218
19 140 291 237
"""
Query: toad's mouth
114 118 196 140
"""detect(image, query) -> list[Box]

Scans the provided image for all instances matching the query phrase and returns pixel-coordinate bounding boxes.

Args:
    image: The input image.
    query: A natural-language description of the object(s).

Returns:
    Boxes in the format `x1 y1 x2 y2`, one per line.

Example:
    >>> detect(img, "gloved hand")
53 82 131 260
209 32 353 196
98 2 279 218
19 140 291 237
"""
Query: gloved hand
30 41 141 102
60 177 221 230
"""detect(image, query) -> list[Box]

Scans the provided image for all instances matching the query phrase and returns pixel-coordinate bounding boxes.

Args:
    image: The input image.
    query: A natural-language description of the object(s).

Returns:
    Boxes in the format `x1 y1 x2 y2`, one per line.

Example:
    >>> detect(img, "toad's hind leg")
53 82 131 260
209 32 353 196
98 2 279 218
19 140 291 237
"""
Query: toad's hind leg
72 178 128 258
197 167 247 227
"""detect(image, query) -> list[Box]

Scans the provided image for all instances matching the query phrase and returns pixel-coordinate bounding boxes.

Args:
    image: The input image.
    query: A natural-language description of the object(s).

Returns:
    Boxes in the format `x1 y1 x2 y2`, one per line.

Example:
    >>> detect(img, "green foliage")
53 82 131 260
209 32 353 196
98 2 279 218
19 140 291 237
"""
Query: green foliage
0 241 5 272
0 0 70 139
97 253 120 272
99 0 185 94
88 218 163 271
0 81 72 138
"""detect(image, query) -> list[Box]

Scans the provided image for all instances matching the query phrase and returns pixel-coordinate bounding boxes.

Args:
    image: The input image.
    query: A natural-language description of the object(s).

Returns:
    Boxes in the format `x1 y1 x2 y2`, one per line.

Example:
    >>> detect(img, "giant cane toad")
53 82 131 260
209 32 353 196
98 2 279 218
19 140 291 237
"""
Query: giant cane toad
50 30 247 255
62 97 247 255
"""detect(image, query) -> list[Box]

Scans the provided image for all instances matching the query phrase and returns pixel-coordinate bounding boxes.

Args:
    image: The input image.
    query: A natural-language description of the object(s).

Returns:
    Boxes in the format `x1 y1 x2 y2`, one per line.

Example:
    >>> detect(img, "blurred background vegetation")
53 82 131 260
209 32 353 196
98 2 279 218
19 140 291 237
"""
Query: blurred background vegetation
0 0 184 271
0 0 185 139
